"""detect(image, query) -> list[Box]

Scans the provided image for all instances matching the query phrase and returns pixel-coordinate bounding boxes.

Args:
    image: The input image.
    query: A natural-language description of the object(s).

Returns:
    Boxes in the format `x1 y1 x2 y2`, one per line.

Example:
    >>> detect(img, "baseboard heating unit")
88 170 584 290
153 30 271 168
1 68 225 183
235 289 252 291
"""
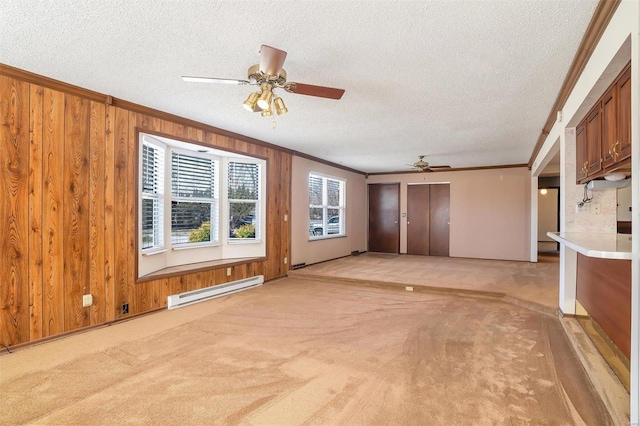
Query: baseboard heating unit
167 275 264 310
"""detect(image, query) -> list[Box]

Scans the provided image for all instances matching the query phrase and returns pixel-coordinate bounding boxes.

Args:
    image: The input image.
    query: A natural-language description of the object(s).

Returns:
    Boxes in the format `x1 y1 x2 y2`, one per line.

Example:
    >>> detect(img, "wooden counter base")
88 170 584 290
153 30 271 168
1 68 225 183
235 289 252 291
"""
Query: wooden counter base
576 253 631 358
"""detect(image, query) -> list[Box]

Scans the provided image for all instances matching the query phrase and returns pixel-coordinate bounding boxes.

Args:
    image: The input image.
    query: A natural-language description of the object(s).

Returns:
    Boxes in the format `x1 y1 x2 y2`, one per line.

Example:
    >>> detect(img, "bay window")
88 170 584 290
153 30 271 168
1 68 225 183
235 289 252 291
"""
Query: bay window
138 132 266 279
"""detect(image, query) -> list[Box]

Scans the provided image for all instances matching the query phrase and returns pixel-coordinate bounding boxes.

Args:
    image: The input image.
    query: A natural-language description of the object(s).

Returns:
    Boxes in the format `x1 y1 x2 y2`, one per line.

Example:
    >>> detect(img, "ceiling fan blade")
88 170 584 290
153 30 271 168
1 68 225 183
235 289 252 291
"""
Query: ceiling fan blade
259 45 287 76
182 76 249 85
428 165 452 169
286 83 345 99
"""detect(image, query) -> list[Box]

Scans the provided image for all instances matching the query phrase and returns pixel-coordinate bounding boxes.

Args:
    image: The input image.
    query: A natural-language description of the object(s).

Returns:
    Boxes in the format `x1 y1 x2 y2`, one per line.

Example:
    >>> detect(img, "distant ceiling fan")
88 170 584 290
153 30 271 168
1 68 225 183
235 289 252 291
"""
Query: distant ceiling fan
408 155 452 172
182 45 345 117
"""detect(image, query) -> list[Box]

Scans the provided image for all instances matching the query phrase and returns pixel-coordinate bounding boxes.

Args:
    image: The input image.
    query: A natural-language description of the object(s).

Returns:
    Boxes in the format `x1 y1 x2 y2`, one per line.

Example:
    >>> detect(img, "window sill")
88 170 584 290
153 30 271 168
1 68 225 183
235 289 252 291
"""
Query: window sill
228 239 262 245
142 248 168 256
172 242 219 251
308 234 348 242
136 256 266 283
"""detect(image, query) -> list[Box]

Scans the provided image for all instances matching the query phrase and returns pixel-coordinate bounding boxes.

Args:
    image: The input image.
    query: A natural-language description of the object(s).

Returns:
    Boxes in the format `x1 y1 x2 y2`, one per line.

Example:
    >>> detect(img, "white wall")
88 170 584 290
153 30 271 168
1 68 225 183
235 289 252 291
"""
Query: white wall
538 188 558 241
618 186 633 222
367 167 531 261
290 156 367 266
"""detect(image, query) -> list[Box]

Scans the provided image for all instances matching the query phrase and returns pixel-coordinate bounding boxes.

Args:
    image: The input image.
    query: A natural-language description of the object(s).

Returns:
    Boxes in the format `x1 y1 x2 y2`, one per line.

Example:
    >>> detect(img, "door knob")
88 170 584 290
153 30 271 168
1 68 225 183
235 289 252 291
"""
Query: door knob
394 221 398 224
407 221 410 225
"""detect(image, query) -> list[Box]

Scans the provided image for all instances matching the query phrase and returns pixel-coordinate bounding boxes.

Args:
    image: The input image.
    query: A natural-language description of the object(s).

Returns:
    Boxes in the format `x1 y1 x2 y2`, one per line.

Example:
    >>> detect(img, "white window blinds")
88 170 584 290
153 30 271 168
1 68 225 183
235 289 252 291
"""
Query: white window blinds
171 152 218 245
141 141 164 250
171 152 215 199
228 162 260 240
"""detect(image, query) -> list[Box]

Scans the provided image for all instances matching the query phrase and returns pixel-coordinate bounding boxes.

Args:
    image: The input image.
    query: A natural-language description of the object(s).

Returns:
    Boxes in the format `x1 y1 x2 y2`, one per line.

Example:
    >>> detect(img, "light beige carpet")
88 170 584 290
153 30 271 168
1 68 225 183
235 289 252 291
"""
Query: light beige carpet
289 253 560 311
1 278 610 425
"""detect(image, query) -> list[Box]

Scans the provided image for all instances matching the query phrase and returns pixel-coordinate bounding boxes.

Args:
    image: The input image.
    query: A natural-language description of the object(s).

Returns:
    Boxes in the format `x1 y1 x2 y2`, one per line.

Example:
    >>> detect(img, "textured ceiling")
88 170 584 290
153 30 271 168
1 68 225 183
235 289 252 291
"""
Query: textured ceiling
1 0 598 173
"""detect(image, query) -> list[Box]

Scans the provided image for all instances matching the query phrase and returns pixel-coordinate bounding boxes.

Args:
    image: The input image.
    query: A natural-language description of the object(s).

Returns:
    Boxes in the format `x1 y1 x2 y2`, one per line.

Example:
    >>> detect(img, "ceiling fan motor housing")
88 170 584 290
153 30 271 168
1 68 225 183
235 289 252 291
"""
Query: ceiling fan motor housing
247 64 287 87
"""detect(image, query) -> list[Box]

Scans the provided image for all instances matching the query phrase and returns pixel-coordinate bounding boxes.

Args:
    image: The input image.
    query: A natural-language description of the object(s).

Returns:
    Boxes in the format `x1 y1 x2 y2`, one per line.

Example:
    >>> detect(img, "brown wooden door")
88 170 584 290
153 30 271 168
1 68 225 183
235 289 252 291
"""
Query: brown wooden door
407 185 430 255
601 86 617 168
576 120 587 182
368 183 400 253
429 184 450 257
586 105 602 177
406 184 450 257
617 66 631 162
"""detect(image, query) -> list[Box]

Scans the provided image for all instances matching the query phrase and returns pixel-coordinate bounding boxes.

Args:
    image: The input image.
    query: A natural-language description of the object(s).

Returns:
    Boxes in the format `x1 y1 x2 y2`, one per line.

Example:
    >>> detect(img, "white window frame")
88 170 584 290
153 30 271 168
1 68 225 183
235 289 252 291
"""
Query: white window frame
227 160 262 244
137 133 267 279
308 173 346 240
170 148 219 248
141 139 165 253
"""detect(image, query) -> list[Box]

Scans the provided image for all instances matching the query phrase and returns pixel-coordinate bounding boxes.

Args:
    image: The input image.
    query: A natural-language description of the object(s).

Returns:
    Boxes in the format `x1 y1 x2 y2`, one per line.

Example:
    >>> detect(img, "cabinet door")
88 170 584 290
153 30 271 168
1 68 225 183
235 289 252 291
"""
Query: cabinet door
601 86 617 168
586 105 602 177
617 67 631 162
576 120 587 182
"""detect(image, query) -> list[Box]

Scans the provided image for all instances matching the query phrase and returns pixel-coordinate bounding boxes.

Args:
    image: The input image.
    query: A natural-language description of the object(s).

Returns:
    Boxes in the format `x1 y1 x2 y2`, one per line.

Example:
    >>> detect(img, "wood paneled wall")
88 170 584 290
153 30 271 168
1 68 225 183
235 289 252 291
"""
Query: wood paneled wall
0 70 291 347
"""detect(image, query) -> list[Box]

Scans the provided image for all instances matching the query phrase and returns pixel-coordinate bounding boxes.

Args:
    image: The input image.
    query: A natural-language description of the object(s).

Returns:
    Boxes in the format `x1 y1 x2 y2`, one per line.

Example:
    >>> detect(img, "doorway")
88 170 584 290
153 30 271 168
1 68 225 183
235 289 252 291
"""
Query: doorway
407 183 450 256
537 177 560 255
368 183 400 253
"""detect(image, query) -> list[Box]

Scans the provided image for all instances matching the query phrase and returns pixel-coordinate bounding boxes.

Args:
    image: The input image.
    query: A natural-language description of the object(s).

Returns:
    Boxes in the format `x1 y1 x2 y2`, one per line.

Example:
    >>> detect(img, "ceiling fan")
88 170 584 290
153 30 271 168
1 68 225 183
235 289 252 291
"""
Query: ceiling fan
182 45 345 117
408 155 452 172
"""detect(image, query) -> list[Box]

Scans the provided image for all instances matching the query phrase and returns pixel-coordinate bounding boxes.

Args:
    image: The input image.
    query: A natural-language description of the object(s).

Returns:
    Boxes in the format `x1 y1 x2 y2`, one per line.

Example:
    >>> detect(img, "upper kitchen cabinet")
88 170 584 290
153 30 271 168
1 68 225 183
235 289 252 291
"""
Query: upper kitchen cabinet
576 63 631 184
586 104 602 177
601 85 617 169
576 120 587 182
617 66 631 162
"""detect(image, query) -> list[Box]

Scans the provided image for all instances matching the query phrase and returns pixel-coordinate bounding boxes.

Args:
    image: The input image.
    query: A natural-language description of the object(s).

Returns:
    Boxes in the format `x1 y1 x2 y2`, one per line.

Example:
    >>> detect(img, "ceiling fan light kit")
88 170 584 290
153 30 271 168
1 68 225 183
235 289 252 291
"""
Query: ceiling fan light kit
242 92 260 112
182 45 345 119
257 83 273 110
273 96 288 115
260 103 273 117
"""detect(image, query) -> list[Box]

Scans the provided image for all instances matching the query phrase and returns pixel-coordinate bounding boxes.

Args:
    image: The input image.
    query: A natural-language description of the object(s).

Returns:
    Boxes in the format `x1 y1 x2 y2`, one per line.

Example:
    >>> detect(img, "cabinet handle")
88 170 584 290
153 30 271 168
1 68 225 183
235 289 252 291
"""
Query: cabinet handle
613 141 620 159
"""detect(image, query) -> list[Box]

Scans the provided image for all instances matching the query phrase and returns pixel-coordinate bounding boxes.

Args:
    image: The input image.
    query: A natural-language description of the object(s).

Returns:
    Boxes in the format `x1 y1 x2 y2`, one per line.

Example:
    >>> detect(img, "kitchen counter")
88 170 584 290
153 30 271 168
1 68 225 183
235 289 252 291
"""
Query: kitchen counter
547 232 632 260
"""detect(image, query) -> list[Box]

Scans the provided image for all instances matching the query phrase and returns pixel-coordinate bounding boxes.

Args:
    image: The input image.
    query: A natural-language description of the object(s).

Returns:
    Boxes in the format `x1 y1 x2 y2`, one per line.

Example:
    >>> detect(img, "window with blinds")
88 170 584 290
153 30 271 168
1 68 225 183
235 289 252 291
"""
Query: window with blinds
228 161 260 240
141 141 164 250
138 132 267 279
309 174 346 239
171 151 218 245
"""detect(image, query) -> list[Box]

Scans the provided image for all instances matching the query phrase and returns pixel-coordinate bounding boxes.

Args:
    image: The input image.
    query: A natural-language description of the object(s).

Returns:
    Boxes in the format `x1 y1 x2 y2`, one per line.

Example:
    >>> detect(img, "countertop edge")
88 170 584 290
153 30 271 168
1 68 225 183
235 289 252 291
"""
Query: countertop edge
547 232 632 260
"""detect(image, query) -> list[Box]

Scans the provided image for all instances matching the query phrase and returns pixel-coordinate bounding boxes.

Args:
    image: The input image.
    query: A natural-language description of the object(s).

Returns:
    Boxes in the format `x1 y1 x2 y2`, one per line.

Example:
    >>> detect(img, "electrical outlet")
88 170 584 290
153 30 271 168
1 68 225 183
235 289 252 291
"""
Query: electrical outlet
406 286 414 292
226 267 231 276
82 294 93 307
122 303 129 315
284 257 288 265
